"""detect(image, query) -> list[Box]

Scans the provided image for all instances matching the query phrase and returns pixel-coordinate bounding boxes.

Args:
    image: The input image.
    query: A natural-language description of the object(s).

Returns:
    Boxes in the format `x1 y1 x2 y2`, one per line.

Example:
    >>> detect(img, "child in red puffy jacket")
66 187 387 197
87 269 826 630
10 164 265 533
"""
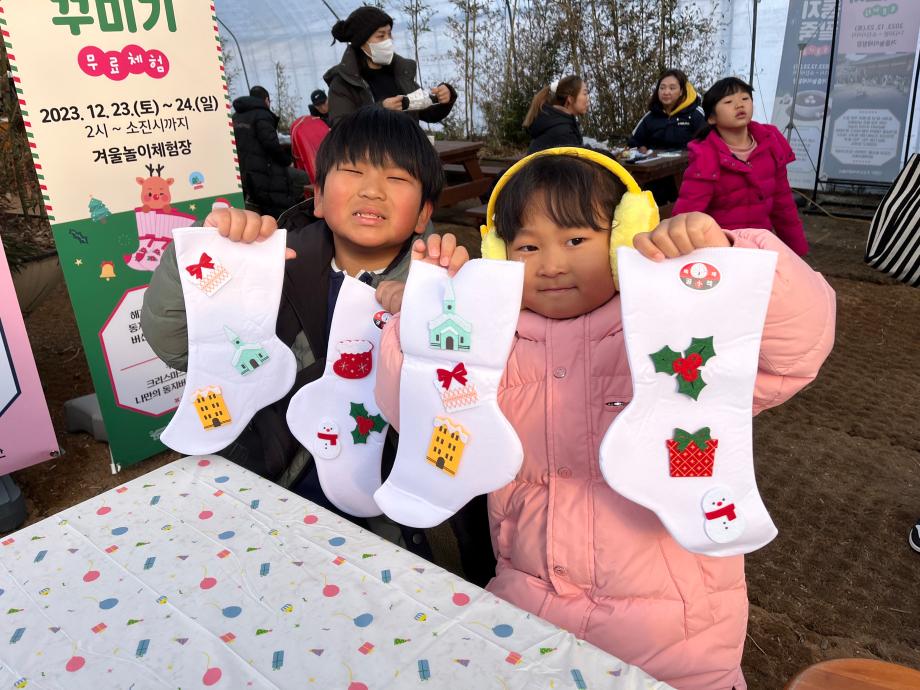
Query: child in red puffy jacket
673 77 809 256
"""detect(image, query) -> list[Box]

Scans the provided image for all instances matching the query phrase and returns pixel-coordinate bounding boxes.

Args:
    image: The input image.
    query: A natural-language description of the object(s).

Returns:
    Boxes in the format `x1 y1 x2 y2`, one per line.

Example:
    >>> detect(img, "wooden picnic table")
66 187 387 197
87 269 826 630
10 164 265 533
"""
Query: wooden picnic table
459 148 690 223
784 658 920 689
435 140 495 206
620 152 689 220
620 153 689 187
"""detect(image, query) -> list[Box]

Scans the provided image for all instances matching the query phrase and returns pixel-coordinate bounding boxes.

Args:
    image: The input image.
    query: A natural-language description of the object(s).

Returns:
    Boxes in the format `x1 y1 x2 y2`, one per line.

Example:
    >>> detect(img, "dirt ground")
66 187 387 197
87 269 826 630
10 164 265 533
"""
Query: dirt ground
7 209 920 689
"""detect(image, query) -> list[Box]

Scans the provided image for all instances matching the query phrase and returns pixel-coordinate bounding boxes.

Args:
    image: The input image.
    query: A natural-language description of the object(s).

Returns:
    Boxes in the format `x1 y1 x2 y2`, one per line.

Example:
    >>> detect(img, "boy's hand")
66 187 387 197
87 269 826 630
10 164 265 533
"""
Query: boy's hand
376 280 406 315
375 234 470 314
204 208 296 259
633 212 730 261
411 233 469 276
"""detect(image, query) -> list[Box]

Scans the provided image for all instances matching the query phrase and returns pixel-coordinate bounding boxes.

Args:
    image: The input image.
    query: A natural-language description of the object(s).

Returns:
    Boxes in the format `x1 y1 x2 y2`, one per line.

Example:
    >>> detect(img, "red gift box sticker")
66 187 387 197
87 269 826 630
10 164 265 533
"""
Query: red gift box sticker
667 427 718 477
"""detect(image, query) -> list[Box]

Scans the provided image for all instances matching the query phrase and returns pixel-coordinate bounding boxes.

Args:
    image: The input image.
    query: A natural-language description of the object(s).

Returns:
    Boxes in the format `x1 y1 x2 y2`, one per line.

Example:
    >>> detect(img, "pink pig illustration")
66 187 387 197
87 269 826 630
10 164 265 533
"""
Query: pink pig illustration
136 164 174 213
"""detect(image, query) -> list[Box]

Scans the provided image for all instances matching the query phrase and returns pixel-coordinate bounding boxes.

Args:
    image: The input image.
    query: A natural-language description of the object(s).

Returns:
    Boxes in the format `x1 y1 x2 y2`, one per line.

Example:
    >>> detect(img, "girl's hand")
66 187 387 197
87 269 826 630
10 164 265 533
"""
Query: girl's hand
204 208 296 259
376 234 470 314
633 212 730 261
375 280 406 315
411 233 469 276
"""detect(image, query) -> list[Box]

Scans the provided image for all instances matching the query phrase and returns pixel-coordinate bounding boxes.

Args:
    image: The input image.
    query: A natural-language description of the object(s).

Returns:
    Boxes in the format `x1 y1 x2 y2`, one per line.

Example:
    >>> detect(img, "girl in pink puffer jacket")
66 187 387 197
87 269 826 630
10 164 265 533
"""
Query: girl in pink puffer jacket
374 149 835 689
672 77 810 256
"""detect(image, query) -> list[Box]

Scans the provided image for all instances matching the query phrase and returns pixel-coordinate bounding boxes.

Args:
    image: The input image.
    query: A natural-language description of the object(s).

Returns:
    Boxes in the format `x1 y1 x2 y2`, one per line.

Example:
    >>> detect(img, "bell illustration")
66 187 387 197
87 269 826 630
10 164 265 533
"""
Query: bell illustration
99 260 116 281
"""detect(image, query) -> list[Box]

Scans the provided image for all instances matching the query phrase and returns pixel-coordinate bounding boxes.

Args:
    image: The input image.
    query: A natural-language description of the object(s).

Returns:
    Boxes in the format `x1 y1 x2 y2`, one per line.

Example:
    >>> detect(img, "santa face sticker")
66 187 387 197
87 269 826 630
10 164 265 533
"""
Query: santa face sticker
333 340 374 380
373 310 392 329
701 486 746 543
314 419 341 459
680 262 720 291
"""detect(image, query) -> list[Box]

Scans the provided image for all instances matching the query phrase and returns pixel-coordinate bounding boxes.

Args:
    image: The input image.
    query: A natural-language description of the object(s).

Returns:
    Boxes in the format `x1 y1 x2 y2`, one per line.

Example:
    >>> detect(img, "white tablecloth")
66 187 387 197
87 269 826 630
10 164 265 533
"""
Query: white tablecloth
0 456 670 689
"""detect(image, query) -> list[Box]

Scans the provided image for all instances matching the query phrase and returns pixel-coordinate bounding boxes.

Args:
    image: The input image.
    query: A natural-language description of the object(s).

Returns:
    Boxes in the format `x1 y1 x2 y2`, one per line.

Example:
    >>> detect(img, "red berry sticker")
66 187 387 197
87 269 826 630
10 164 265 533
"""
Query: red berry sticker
680 262 720 291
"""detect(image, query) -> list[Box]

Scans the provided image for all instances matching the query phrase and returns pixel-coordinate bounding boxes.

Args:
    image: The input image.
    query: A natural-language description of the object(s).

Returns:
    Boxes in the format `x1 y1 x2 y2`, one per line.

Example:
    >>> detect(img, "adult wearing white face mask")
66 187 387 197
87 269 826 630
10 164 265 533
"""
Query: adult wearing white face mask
325 6 456 128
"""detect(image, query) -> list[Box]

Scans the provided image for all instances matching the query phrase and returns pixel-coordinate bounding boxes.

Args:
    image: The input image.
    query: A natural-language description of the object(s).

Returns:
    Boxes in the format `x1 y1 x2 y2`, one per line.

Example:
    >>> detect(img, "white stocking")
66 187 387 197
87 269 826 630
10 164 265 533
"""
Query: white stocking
286 277 391 518
599 247 779 557
160 229 296 454
374 259 524 528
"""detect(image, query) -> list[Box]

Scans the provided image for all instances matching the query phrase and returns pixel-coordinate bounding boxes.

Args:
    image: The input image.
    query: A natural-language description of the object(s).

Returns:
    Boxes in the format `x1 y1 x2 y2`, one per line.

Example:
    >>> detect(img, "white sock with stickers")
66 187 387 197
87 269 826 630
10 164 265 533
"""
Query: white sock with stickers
374 259 524 529
286 277 392 518
599 247 779 557
160 228 297 455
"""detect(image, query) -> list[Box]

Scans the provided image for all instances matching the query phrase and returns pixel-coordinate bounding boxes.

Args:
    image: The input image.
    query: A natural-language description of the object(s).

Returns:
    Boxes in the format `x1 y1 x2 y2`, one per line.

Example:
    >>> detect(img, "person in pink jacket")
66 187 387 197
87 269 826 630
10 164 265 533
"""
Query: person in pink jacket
673 77 810 256
374 150 835 689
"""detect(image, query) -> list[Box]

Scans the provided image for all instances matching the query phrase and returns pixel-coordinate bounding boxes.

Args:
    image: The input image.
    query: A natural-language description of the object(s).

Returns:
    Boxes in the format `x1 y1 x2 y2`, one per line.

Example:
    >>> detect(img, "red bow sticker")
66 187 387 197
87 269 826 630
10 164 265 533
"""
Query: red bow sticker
185 252 215 280
437 363 468 390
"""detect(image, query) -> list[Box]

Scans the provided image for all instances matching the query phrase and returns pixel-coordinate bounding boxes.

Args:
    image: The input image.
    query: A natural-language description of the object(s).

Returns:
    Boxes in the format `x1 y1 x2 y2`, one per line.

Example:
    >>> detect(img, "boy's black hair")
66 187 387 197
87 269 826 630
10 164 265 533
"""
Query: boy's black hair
695 77 754 140
494 153 625 243
314 106 443 210
249 85 270 100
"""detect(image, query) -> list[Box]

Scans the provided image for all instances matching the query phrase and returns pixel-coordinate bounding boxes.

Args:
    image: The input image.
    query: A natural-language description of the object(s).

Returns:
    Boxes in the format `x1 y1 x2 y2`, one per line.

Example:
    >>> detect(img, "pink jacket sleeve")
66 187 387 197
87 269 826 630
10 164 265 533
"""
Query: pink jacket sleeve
672 147 715 216
727 228 836 415
374 315 404 432
768 133 810 256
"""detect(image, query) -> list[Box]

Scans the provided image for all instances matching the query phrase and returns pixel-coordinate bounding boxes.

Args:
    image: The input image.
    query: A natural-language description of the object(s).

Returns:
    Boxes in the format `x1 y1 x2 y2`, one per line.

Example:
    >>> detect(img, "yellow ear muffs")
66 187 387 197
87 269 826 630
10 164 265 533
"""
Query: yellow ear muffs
479 146 659 287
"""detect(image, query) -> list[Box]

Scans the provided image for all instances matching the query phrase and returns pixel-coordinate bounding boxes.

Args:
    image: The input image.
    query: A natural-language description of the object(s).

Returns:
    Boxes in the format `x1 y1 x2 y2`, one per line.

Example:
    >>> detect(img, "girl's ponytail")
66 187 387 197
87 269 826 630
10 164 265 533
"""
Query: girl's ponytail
523 76 585 129
523 86 552 128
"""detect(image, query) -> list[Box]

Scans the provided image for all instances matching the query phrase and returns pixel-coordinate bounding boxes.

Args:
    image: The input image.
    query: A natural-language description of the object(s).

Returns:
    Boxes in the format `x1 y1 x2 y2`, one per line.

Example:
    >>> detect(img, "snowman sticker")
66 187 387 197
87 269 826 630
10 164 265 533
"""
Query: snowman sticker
701 485 746 543
314 419 341 459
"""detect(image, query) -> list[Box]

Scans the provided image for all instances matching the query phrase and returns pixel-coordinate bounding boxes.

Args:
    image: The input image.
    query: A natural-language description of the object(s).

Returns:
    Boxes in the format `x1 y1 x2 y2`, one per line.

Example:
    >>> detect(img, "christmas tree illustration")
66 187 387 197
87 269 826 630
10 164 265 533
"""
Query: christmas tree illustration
88 196 111 223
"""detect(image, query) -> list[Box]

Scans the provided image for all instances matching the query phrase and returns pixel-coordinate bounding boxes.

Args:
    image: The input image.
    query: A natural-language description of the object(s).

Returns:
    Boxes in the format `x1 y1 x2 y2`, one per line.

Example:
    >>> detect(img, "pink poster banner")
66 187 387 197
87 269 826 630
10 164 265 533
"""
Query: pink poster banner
0 237 58 472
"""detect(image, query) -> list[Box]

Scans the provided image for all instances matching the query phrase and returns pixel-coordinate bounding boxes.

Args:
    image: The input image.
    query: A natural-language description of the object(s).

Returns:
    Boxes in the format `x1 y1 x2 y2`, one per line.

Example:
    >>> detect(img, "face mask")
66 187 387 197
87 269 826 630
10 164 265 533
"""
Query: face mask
364 38 394 66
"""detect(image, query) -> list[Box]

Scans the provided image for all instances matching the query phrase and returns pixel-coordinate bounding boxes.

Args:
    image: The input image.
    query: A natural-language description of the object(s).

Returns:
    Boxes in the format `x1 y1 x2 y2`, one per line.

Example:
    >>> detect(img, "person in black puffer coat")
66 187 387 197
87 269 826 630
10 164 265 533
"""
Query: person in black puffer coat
232 85 309 218
628 68 705 152
524 75 588 154
324 6 456 128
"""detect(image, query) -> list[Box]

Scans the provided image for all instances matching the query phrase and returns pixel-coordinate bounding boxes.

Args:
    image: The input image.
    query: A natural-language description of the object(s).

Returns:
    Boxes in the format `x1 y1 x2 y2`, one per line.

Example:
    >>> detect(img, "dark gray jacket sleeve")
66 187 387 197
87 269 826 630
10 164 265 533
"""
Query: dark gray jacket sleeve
140 242 189 371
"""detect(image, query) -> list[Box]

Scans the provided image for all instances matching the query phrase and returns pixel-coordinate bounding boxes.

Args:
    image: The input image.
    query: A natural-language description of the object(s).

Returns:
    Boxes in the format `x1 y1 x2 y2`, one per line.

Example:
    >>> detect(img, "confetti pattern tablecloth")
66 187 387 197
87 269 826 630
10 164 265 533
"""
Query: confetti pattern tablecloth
0 456 671 689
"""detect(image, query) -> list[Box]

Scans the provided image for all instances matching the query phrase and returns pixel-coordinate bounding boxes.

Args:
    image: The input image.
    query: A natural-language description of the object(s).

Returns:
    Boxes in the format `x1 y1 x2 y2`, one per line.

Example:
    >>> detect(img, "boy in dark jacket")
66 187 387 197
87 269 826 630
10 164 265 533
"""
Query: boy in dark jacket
141 107 494 586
